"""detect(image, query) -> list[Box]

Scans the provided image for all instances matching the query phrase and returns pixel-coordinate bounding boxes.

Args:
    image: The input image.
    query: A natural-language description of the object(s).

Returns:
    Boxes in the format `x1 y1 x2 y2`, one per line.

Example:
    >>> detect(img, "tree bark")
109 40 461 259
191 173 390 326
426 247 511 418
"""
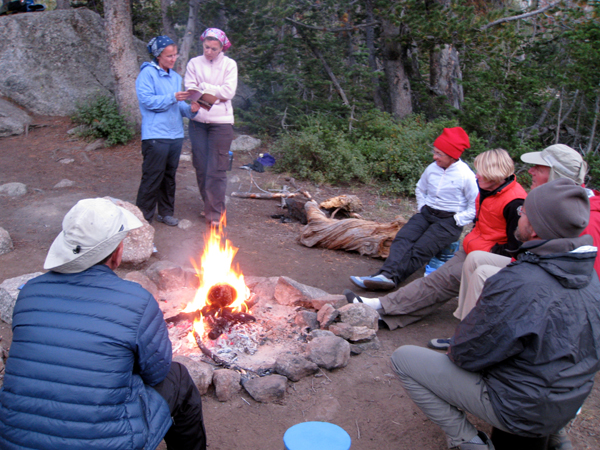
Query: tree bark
175 0 201 75
381 19 412 119
160 0 177 38
104 0 142 127
430 44 463 109
365 0 385 110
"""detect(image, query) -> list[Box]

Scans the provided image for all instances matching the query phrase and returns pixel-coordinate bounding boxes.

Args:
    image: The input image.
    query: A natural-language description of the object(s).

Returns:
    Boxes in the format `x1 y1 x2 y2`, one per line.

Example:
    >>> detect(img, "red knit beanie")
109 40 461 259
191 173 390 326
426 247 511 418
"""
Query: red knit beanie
433 127 470 159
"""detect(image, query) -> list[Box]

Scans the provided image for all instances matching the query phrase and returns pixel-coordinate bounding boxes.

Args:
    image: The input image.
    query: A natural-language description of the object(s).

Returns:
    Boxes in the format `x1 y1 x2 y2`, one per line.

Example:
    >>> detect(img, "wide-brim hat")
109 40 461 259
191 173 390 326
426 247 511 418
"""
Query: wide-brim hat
520 144 588 185
44 198 142 274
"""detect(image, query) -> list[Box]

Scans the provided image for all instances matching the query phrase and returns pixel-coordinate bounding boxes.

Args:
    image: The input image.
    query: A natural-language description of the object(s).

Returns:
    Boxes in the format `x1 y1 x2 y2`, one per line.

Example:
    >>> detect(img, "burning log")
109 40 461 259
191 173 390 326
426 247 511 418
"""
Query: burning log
193 330 237 370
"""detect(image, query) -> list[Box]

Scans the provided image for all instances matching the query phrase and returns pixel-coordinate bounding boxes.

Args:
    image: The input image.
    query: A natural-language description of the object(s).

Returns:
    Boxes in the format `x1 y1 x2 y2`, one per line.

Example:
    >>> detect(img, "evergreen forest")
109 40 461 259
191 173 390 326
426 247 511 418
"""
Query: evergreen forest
80 0 600 192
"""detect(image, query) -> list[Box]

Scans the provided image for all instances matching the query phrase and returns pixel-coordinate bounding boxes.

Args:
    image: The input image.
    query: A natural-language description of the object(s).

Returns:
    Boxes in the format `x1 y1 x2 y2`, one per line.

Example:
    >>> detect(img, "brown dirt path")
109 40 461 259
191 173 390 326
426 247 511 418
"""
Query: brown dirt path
0 116 598 449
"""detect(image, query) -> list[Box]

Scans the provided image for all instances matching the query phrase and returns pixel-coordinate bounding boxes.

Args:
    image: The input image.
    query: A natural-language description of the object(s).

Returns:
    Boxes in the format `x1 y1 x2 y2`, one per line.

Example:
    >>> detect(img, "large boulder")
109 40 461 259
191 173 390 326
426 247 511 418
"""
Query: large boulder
0 9 148 117
0 98 31 137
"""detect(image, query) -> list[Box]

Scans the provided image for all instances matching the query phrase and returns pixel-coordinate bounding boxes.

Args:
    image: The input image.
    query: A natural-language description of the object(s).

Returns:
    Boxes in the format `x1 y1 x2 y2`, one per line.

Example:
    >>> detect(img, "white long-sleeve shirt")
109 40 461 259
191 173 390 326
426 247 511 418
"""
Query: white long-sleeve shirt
415 160 478 227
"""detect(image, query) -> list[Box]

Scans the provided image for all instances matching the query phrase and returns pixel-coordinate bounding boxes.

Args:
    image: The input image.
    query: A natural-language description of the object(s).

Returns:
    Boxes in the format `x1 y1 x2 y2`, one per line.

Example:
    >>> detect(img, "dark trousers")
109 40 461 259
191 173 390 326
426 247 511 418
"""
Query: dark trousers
136 138 183 222
378 206 463 285
189 121 233 223
152 362 207 450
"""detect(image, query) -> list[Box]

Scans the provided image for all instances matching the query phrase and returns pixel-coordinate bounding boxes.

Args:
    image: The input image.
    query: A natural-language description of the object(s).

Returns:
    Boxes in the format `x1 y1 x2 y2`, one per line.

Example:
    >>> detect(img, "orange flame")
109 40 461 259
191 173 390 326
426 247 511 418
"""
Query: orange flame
186 214 250 338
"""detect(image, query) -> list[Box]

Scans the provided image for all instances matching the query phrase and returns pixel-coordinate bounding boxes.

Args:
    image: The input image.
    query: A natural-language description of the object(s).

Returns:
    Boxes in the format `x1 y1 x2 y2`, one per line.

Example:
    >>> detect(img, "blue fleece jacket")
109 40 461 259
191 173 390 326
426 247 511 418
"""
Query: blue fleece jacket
0 265 173 450
136 61 195 140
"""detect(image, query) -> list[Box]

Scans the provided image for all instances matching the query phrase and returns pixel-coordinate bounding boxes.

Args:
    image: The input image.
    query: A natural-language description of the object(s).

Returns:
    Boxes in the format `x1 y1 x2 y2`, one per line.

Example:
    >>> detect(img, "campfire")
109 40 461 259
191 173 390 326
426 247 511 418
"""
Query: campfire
166 216 257 366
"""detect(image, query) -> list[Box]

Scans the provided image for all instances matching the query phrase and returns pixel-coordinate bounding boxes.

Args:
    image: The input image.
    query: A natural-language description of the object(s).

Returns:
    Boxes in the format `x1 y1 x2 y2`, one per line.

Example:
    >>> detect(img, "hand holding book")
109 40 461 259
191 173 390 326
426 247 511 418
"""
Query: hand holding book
186 88 218 111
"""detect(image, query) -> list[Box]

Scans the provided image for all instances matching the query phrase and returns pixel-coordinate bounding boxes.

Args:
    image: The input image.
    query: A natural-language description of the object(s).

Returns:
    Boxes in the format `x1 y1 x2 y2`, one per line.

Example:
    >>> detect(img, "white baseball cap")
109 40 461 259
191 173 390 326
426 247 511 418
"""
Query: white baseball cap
520 144 588 185
44 198 142 273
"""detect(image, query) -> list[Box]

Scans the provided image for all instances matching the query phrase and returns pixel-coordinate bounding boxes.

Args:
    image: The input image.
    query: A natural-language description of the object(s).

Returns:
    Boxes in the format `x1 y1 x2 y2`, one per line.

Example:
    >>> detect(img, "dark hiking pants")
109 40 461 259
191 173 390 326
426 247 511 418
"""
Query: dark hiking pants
377 205 463 286
136 138 183 222
152 362 207 450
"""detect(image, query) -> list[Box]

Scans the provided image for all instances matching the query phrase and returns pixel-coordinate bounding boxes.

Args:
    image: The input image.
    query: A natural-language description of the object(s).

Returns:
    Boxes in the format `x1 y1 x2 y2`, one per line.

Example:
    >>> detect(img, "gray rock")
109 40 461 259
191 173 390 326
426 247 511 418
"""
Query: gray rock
247 276 278 305
308 329 335 339
274 276 329 307
311 294 348 311
0 182 27 197
230 135 261 152
83 140 106 152
0 9 149 117
329 323 377 342
317 303 339 329
352 336 382 352
294 310 319 331
185 185 200 194
110 198 154 266
172 356 214 395
338 302 380 330
0 227 14 256
306 335 350 370
177 219 193 230
180 153 192 162
124 271 159 300
67 125 88 135
58 158 75 165
0 98 31 137
146 260 186 291
213 369 241 402
53 179 75 189
275 353 319 382
243 374 287 403
0 272 44 324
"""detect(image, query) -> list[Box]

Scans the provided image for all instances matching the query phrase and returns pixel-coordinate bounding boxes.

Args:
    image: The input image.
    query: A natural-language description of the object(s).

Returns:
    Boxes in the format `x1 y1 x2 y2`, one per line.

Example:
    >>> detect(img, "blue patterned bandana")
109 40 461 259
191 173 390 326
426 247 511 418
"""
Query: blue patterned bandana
147 35 175 59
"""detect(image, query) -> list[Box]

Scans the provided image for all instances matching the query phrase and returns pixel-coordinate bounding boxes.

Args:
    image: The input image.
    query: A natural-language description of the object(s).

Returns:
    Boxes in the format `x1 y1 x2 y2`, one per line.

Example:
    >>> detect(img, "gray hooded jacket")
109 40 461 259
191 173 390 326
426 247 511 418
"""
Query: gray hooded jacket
449 235 600 437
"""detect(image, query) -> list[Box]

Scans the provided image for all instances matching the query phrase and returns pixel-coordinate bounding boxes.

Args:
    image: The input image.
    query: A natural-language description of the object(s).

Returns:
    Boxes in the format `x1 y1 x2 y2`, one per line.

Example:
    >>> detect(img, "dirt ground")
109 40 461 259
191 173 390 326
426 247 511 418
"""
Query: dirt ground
1 115 599 450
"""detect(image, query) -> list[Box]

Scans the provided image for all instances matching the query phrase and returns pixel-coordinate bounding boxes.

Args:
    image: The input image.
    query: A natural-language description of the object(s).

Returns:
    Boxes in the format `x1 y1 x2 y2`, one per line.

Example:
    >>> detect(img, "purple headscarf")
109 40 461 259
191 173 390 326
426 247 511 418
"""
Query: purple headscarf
200 28 231 51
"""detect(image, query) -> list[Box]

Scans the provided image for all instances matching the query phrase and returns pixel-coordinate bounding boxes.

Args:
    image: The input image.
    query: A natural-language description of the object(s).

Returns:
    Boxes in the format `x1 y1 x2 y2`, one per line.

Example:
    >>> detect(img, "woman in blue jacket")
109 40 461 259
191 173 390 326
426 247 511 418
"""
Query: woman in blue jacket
135 36 199 226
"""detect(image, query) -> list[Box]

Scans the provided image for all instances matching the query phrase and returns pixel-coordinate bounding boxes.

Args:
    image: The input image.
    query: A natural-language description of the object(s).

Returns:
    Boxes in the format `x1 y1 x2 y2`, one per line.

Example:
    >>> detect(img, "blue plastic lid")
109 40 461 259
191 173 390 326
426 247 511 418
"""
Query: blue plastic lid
284 422 351 450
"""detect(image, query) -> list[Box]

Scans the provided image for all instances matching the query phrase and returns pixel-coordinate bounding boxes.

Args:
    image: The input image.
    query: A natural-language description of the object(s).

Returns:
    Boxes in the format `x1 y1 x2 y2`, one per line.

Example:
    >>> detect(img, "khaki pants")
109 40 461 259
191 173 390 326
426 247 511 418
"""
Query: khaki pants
454 251 511 320
379 248 467 329
391 345 508 448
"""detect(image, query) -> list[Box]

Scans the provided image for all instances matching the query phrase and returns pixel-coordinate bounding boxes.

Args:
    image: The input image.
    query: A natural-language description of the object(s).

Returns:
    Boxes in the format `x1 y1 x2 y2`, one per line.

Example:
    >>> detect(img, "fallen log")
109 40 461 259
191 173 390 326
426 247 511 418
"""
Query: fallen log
299 201 407 258
230 192 310 199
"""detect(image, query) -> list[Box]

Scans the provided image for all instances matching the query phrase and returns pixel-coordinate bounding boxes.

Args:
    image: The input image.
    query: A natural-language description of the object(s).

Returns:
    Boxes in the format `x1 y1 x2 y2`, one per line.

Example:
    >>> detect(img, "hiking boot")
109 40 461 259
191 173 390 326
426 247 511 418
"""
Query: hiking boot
457 431 495 449
548 428 573 450
362 274 395 291
156 215 179 226
428 338 451 350
349 276 368 289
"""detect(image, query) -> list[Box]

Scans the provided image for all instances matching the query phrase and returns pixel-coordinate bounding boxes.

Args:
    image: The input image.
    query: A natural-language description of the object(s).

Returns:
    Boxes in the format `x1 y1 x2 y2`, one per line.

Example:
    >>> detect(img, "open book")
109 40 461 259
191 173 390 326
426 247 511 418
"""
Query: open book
187 88 218 111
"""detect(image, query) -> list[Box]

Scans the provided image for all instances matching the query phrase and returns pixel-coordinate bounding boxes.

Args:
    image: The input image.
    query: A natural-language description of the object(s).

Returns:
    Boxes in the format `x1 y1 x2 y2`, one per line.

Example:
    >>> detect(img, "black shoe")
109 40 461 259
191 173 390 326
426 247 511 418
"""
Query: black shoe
343 289 363 304
156 215 179 226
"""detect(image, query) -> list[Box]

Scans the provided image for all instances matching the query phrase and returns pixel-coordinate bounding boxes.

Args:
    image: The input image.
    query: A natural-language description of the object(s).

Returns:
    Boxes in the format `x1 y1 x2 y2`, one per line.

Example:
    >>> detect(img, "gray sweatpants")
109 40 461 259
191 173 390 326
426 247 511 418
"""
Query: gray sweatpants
391 345 508 448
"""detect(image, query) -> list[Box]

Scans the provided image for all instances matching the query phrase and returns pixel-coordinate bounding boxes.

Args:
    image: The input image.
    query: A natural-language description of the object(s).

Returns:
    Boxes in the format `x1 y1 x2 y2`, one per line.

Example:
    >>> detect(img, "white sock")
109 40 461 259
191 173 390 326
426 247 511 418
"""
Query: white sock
357 296 382 310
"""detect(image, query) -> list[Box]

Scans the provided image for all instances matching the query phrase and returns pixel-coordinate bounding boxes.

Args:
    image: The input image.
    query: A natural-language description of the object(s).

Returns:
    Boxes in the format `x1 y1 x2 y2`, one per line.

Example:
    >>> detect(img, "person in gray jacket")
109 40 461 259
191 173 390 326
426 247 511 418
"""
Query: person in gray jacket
0 198 206 450
391 179 600 450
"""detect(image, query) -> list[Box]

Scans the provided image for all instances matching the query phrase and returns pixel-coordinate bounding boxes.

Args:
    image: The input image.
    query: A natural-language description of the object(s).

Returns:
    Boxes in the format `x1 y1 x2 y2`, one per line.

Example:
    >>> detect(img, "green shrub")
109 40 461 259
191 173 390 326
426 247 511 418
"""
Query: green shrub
71 96 134 147
272 110 487 196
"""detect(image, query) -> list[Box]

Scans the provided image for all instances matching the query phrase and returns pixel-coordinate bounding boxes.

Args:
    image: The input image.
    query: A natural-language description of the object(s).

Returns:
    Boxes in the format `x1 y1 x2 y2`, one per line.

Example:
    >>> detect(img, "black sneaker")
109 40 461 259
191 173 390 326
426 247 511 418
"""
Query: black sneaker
156 215 179 226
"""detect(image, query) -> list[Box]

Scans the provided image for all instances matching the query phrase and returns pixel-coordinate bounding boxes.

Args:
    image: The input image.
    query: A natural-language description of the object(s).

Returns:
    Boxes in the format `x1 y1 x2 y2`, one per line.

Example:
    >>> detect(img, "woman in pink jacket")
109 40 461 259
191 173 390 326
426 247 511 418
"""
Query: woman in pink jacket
184 28 238 226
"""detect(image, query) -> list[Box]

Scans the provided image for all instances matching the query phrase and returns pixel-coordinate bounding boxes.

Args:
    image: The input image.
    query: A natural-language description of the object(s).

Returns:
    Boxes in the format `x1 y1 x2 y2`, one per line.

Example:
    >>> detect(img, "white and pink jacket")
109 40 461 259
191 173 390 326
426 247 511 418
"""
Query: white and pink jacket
184 52 238 124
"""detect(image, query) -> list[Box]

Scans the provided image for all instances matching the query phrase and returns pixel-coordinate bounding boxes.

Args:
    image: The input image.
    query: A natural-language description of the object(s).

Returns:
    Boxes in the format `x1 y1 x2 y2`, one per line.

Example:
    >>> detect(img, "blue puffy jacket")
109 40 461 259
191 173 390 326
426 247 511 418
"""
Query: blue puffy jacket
0 265 173 449
136 61 195 140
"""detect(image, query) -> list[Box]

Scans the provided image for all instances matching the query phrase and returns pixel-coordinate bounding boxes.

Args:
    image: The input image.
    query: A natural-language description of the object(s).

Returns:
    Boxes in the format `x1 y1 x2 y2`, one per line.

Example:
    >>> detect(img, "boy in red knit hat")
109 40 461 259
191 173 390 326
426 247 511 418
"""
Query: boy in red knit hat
350 127 478 291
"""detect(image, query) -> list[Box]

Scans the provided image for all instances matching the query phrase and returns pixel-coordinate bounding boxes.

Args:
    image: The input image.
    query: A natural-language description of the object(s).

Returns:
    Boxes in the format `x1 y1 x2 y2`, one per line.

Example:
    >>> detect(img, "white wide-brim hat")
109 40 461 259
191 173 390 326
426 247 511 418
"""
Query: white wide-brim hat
44 198 143 274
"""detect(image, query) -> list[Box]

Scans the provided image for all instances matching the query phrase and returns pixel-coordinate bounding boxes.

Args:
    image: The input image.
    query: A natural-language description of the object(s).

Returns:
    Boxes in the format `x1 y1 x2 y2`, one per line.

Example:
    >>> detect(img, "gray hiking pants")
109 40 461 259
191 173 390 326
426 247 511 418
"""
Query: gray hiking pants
391 345 508 448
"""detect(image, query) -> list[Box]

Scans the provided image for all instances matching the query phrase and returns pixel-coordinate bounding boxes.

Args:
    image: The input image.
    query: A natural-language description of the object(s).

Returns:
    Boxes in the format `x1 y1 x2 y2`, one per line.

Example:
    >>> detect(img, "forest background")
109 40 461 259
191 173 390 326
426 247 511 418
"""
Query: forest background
41 0 600 194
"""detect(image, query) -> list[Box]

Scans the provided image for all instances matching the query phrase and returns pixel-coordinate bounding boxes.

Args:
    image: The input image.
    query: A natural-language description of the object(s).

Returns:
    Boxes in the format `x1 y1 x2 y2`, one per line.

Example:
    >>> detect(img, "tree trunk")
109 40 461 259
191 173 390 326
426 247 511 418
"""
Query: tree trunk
175 0 201 75
429 44 463 109
55 0 70 10
104 0 142 127
160 0 177 38
381 19 412 119
365 0 385 110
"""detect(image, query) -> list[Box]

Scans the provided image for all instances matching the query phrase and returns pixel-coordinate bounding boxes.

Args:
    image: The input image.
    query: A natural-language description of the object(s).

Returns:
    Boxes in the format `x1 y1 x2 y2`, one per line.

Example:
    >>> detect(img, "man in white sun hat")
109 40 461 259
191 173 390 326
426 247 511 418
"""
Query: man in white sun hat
0 198 207 450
